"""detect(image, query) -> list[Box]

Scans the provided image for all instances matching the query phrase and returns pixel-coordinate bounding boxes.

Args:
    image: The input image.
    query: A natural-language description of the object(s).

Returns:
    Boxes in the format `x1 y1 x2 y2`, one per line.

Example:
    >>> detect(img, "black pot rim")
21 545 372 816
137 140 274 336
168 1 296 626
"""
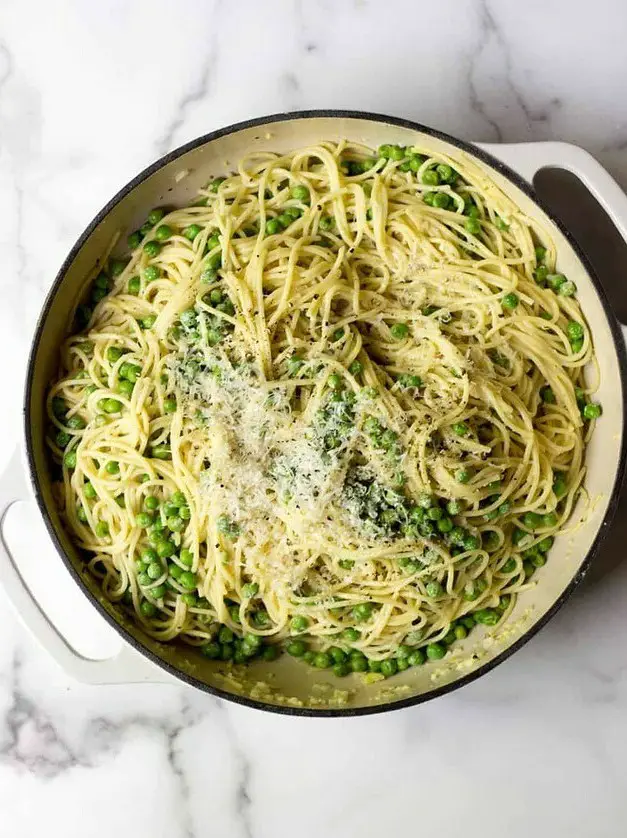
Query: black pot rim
23 109 627 717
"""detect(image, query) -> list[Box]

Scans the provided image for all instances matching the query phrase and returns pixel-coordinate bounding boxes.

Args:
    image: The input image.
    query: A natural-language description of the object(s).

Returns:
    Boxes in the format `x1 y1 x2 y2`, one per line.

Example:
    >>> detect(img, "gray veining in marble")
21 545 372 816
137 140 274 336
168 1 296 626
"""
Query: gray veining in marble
1 0 627 835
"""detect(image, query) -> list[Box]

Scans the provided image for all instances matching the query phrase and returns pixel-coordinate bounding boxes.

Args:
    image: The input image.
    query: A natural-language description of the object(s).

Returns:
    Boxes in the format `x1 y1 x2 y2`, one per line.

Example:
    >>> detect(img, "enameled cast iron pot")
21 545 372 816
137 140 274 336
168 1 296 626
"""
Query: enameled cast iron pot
3 111 627 715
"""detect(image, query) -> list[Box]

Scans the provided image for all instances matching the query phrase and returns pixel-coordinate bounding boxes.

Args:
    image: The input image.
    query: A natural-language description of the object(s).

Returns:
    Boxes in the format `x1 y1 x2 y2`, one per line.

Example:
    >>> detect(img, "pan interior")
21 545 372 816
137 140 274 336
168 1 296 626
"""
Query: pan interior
26 114 625 712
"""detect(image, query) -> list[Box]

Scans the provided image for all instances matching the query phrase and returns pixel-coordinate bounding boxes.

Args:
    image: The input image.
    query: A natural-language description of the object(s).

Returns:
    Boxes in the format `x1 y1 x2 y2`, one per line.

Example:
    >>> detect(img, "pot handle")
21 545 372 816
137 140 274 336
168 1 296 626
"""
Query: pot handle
0 450 174 685
482 141 627 342
482 140 627 255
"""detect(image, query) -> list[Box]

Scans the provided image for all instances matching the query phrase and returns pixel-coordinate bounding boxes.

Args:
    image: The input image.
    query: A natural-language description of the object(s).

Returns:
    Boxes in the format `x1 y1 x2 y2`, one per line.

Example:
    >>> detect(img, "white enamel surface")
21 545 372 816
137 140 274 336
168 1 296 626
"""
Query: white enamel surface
2 2 627 836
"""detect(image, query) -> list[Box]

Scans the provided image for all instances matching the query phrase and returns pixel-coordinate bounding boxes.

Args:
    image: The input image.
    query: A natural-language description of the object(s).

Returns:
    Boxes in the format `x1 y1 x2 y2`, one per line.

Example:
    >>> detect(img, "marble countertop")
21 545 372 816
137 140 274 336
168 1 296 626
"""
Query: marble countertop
2 1 627 836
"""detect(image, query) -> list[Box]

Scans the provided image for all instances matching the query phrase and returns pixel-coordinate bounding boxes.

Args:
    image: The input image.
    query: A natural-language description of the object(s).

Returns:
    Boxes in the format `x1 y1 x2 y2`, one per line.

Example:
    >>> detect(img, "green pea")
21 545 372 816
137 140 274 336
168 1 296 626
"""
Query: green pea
342 627 361 643
534 265 549 285
501 558 517 575
142 495 158 511
136 601 156 620
454 624 468 640
240 582 258 599
151 445 172 460
128 231 143 249
171 493 185 508
583 403 602 420
179 571 197 590
290 185 310 201
127 276 141 297
156 540 176 559
380 659 398 677
452 422 469 436
98 397 120 414
147 561 163 581
436 164 456 183
55 431 72 448
178 549 193 567
426 506 443 521
105 460 120 475
328 646 347 664
67 415 86 430
116 380 133 398
200 268 218 284
327 373 343 391
463 533 480 551
567 321 584 342
143 240 161 258
167 516 185 533
95 521 109 538
319 215 335 232
437 516 453 533
502 292 519 310
421 169 440 186
138 549 156 566
531 551 547 568
465 217 481 235
151 584 167 599
153 224 172 242
81 482 96 501
63 449 77 469
543 512 558 528
389 145 405 161
432 192 451 209
456 468 471 484
535 246 546 261
181 224 201 242
541 386 556 404
147 208 165 226
291 615 309 632
135 512 152 528
474 608 500 626
423 191 436 206
522 512 542 530
166 560 181 578
349 652 368 673
265 218 281 235
558 280 577 297
302 651 315 664
352 602 373 621
276 213 293 229
425 580 442 598
390 322 409 340
426 642 445 660
311 652 330 669
444 499 461 516
407 649 426 666
163 397 177 414
143 265 160 282
218 626 234 644
286 639 307 657
141 315 157 331
368 658 382 672
179 505 191 520
448 526 465 546
333 662 350 677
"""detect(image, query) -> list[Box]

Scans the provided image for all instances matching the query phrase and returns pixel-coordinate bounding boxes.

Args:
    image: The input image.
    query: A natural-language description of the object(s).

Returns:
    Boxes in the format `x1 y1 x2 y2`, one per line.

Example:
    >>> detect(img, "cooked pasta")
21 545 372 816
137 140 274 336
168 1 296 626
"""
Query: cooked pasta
46 139 602 677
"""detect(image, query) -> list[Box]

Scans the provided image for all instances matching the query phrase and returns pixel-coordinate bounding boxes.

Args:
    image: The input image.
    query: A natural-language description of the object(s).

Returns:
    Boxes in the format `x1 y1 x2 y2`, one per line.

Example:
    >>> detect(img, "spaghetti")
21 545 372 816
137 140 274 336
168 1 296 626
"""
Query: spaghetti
46 140 601 676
